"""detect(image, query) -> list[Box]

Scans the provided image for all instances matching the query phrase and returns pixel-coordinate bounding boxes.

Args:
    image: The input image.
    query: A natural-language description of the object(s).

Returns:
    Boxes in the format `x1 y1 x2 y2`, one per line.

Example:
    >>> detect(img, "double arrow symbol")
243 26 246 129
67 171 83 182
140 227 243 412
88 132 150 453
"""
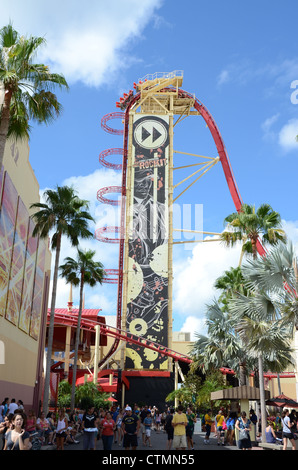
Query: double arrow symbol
141 125 162 143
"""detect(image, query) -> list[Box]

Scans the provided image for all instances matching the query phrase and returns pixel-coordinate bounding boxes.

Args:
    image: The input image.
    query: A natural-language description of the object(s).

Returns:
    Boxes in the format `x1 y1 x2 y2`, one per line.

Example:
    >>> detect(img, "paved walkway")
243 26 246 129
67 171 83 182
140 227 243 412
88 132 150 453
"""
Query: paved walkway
41 429 263 451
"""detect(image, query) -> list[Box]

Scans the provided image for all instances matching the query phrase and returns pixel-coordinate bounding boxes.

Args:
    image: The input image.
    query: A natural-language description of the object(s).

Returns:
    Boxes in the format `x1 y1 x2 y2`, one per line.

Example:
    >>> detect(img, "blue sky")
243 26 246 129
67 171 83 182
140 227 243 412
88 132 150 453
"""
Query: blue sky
2 0 298 337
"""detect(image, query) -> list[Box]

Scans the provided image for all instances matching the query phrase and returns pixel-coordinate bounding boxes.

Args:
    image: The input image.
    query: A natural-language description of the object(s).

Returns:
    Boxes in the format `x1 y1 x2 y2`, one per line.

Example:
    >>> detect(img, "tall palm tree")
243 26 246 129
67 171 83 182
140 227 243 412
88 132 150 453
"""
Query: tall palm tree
0 23 68 170
191 301 253 386
214 266 249 312
221 203 286 261
59 248 105 411
240 241 298 391
30 186 95 415
221 203 286 438
229 287 294 442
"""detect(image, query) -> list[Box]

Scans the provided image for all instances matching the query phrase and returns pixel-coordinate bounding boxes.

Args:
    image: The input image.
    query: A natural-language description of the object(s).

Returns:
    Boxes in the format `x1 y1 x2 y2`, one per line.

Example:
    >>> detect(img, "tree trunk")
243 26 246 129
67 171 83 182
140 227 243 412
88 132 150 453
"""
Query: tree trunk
258 353 267 443
239 362 247 386
43 233 61 415
70 272 84 411
0 89 12 173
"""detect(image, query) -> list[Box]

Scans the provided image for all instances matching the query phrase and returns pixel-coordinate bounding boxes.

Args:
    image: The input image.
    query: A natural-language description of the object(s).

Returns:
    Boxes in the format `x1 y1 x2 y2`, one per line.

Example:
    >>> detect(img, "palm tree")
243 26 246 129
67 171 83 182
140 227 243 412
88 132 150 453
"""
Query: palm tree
221 203 287 439
214 266 249 312
0 23 68 171
240 241 298 389
59 248 105 411
30 186 95 415
228 253 295 443
221 203 286 261
191 301 252 386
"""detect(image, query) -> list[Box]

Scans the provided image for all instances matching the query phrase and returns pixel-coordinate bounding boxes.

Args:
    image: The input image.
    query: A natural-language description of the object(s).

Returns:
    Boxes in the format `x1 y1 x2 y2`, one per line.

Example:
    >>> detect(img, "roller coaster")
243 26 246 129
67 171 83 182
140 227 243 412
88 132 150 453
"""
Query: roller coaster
94 71 263 372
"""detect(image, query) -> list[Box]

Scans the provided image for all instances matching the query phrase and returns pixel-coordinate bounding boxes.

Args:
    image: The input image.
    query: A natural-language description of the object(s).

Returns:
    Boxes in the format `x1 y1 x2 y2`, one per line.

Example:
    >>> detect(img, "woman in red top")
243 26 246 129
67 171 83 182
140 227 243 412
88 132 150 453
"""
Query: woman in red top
101 412 116 450
25 409 37 435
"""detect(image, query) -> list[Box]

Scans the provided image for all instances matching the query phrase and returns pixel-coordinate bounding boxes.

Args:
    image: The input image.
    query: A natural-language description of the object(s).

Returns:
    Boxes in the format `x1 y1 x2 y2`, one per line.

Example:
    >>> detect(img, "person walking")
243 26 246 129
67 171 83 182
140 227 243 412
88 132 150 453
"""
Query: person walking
235 411 252 450
172 405 188 450
101 411 116 450
215 410 226 446
121 406 140 450
186 406 196 450
56 408 68 450
140 405 149 445
82 405 99 451
115 409 124 446
203 409 213 445
281 409 296 451
144 411 153 447
226 412 236 446
164 408 174 450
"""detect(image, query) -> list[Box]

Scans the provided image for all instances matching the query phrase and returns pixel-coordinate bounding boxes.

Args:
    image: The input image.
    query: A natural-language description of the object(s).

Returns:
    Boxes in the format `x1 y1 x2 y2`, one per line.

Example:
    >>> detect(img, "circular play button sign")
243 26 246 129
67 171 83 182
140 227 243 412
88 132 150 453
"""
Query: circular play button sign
134 119 168 149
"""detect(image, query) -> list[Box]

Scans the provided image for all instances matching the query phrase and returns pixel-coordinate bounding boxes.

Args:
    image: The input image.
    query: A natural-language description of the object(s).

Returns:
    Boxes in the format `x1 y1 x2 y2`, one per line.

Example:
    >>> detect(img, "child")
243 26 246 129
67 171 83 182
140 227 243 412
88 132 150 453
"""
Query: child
144 411 153 447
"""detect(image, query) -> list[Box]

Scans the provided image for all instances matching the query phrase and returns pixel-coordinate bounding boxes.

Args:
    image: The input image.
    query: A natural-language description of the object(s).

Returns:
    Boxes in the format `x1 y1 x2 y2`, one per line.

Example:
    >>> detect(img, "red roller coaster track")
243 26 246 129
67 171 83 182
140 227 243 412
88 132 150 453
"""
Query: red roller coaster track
99 148 123 170
96 85 266 368
96 186 122 206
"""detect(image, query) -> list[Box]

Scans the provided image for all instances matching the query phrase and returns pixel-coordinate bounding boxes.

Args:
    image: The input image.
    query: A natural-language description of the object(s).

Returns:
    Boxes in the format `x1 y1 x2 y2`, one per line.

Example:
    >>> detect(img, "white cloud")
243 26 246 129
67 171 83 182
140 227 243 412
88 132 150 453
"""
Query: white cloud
217 70 230 86
173 237 241 335
282 219 298 253
1 0 163 87
180 316 206 341
261 113 280 141
216 57 298 91
278 119 298 152
43 167 122 314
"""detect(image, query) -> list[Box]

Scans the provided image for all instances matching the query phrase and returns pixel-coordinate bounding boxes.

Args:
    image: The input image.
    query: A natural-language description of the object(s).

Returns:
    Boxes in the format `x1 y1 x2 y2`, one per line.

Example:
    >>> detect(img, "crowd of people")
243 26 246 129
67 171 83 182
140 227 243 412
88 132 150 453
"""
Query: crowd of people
0 397 80 450
0 397 197 451
202 407 298 450
2 396 298 451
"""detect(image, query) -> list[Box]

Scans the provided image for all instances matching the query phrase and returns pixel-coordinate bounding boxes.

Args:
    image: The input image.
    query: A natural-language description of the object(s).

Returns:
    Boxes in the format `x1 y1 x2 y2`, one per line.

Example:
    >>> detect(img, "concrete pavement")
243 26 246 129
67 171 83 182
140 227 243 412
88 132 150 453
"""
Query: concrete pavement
41 428 262 451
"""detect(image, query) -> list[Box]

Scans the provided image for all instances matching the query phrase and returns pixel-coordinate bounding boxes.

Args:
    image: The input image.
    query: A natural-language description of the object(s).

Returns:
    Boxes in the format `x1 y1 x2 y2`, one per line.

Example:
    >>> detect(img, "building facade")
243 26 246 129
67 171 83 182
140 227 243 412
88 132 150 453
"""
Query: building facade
0 138 51 411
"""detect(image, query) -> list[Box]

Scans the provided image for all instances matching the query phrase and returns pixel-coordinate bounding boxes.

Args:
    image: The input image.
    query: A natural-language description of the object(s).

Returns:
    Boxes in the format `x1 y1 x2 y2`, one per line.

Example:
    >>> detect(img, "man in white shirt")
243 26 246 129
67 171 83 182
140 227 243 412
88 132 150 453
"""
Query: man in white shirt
8 399 18 414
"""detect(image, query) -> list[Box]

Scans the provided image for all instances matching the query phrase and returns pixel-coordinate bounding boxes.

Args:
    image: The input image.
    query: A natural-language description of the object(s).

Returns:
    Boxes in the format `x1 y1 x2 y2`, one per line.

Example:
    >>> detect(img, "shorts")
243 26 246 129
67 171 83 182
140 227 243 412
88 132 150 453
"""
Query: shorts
123 433 138 448
173 434 187 449
167 428 174 440
186 426 194 438
205 424 211 437
145 428 151 437
283 431 295 440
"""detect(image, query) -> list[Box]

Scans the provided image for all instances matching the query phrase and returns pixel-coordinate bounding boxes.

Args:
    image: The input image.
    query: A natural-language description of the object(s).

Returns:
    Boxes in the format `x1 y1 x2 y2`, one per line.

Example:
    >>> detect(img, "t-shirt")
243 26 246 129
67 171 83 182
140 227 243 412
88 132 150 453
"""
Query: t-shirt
216 414 224 427
282 416 292 434
8 403 19 414
101 419 115 436
5 430 30 450
144 417 152 428
205 414 213 426
122 414 139 434
36 418 49 430
172 412 188 436
83 413 97 430
186 413 196 429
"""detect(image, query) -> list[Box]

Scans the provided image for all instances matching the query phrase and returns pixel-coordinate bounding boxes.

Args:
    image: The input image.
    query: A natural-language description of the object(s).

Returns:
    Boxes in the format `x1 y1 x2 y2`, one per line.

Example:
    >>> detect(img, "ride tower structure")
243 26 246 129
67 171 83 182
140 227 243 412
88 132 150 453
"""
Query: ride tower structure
96 71 253 406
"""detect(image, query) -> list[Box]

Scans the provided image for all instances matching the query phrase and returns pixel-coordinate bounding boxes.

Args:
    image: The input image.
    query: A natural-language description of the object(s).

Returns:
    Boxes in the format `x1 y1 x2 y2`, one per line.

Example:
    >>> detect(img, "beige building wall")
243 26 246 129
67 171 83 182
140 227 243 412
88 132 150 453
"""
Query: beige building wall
0 138 51 407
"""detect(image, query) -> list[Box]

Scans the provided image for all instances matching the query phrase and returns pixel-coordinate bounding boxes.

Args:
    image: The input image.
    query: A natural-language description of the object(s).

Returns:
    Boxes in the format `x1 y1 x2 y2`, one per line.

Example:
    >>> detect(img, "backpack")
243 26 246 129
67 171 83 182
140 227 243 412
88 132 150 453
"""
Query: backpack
31 436 42 450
